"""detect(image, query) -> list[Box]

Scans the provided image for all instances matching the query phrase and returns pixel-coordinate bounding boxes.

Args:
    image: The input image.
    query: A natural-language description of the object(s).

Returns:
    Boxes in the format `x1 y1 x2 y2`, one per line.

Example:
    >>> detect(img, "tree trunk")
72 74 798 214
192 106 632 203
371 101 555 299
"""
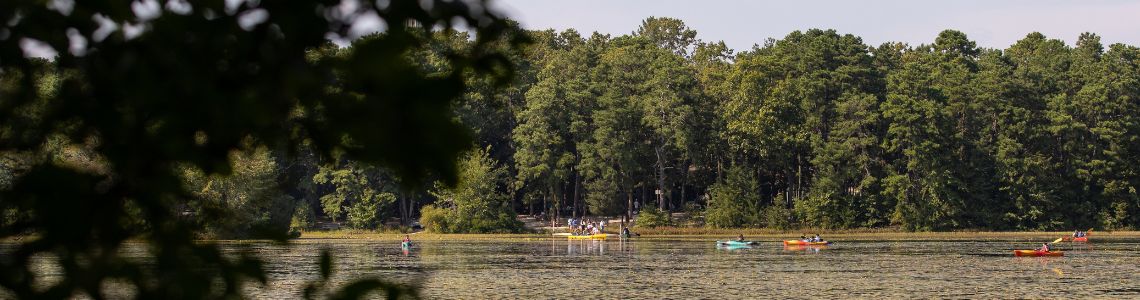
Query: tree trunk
798 153 807 200
405 195 416 224
399 195 408 225
627 190 634 221
573 174 582 217
655 145 667 211
681 159 689 210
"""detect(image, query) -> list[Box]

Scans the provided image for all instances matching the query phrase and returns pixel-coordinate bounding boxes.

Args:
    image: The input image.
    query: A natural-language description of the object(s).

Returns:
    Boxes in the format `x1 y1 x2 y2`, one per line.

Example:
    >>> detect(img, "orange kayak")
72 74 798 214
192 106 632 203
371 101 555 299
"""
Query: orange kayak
1013 250 1063 257
784 240 831 246
1062 236 1089 242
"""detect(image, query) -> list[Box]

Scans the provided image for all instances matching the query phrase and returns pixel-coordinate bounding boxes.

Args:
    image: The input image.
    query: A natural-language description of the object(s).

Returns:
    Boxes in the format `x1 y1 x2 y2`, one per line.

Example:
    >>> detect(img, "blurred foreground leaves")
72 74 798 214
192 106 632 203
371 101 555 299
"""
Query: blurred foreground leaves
0 0 523 298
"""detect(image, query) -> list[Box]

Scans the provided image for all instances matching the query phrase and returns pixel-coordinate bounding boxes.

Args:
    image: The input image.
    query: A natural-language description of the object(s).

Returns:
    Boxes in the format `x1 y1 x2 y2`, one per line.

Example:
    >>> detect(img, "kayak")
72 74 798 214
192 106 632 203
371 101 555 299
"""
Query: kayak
1061 236 1089 242
568 234 608 240
783 240 831 246
717 240 760 247
1013 250 1063 257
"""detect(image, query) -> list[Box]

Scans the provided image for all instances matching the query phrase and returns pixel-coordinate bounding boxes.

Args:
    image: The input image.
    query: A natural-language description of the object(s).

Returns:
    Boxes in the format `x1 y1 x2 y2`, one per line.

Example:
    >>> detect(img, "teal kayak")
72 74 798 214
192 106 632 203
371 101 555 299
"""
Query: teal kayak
716 240 759 247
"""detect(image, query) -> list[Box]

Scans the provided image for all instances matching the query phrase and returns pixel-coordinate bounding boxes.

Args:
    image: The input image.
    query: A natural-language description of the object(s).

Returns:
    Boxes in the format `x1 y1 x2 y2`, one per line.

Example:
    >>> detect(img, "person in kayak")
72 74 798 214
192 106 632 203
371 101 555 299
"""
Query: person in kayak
737 234 746 242
1038 243 1050 252
812 234 822 242
800 234 808 242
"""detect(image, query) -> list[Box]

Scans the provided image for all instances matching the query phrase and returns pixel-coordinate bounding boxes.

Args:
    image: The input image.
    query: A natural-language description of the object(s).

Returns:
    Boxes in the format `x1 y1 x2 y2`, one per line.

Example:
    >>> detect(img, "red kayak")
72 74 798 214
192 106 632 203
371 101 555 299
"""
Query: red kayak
1013 250 1063 257
1062 236 1089 242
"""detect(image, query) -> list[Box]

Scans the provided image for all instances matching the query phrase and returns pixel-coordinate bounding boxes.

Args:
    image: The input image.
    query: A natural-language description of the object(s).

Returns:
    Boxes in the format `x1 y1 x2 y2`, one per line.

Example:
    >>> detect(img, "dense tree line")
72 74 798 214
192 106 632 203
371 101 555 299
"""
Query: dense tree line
298 18 1140 232
498 19 1140 231
6 17 1140 241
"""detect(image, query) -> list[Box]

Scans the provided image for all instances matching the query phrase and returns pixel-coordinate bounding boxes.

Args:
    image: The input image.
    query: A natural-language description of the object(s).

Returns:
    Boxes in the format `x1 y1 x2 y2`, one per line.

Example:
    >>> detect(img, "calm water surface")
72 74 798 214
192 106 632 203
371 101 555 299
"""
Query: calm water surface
252 236 1140 299
9 236 1140 298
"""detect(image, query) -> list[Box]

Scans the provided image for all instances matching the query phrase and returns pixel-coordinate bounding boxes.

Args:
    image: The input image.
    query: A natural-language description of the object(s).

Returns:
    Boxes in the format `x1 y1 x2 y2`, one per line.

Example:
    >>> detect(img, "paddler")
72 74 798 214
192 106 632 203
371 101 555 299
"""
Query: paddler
1038 243 1050 252
737 234 745 242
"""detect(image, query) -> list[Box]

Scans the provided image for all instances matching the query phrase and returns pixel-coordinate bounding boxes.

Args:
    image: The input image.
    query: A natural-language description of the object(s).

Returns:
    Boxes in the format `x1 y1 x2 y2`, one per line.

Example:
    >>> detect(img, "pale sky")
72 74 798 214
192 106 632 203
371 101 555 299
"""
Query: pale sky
490 0 1140 51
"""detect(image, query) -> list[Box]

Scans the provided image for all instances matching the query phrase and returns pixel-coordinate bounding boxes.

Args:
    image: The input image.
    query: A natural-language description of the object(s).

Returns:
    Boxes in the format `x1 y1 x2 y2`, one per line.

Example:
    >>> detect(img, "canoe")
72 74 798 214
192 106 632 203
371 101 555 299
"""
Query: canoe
1013 250 1063 257
717 240 760 247
783 240 831 246
568 234 607 240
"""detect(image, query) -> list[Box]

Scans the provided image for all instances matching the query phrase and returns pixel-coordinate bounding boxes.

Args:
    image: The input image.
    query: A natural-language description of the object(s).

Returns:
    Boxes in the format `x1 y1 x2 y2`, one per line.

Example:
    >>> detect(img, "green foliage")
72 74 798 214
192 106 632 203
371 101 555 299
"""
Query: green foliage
347 192 396 229
634 204 673 228
313 162 399 227
512 31 595 216
705 166 760 228
418 205 452 233
291 202 316 231
181 146 294 238
320 194 346 223
426 148 525 233
761 204 795 230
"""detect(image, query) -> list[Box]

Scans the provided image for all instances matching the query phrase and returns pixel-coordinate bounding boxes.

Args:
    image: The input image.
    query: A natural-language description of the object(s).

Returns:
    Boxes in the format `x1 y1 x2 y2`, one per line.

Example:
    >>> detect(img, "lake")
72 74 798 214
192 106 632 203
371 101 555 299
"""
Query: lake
9 235 1140 298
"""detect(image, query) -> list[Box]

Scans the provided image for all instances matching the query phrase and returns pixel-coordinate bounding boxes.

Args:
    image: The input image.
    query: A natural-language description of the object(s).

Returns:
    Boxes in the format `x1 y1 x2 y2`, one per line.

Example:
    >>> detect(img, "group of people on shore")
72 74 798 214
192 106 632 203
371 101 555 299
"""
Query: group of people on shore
567 218 606 235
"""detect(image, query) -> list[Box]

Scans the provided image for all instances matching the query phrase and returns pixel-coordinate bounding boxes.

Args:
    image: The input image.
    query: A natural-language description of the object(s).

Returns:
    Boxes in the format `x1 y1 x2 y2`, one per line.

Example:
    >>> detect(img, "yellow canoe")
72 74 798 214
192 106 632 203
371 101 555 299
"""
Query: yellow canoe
568 234 608 240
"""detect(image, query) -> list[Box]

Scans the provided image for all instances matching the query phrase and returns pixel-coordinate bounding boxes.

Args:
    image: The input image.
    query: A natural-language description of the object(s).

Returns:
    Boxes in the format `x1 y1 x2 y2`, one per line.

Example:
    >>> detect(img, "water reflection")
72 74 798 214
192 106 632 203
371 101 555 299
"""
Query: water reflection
783 245 827 253
564 239 607 256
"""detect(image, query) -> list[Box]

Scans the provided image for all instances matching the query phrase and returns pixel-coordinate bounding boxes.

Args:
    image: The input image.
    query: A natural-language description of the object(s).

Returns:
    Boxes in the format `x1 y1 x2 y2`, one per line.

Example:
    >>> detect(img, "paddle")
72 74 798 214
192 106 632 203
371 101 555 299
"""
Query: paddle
1037 237 1064 253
